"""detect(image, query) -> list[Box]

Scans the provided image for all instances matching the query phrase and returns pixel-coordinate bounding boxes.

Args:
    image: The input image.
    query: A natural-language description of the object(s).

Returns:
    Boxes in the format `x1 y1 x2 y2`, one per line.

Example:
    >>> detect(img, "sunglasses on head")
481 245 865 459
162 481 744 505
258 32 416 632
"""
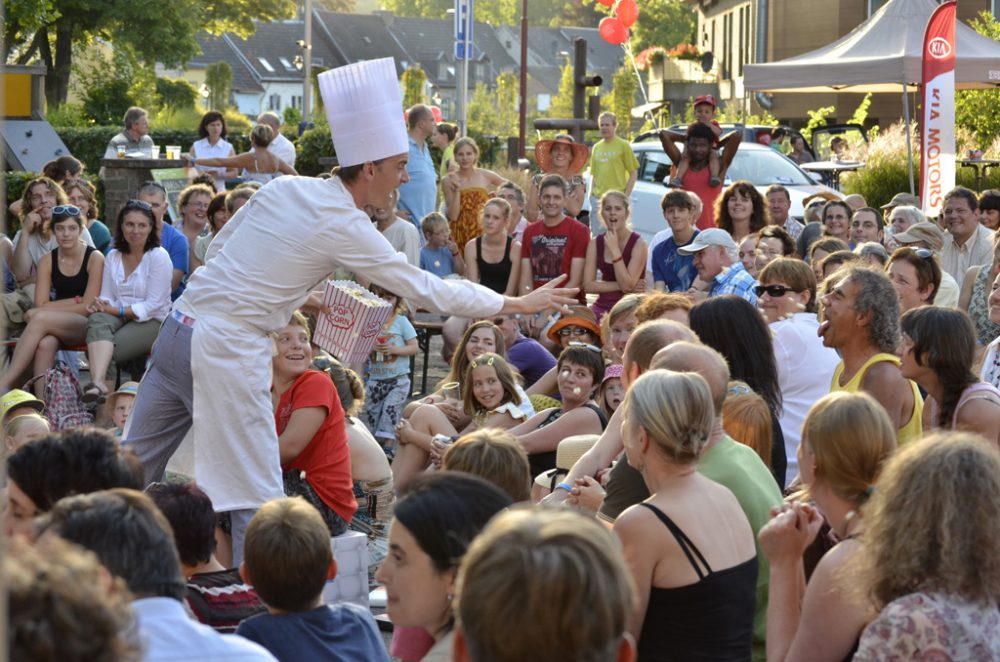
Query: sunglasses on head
558 326 593 337
491 317 507 326
51 205 81 216
911 248 933 259
754 284 802 298
567 341 602 353
124 199 152 212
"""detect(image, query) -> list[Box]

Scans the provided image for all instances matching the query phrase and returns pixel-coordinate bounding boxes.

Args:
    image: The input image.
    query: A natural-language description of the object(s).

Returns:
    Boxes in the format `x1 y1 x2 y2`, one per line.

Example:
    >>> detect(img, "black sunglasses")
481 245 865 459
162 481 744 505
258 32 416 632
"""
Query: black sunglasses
51 204 81 216
754 284 802 298
558 326 593 337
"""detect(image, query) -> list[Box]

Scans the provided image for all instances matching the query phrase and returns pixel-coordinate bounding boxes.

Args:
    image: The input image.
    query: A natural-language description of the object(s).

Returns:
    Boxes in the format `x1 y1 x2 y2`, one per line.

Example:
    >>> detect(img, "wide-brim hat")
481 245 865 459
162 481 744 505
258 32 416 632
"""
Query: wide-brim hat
547 305 602 344
535 135 590 175
532 433 600 488
1 389 45 421
318 58 408 167
108 381 140 409
893 222 944 252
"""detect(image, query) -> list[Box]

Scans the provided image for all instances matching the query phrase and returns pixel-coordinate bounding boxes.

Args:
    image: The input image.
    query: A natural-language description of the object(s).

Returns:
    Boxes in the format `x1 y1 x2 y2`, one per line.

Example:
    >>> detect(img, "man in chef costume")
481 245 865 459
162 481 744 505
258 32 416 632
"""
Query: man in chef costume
122 57 576 563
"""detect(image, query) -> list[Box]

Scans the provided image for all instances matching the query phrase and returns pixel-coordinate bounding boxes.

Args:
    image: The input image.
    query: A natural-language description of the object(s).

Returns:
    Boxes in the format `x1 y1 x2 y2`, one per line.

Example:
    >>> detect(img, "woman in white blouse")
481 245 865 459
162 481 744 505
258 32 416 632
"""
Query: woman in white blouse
189 110 237 191
82 200 173 402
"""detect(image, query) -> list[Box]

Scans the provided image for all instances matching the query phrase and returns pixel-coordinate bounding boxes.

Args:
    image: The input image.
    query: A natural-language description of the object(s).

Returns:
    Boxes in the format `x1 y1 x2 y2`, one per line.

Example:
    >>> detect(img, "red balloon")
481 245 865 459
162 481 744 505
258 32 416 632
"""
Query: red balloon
430 105 443 123
596 0 614 6
616 0 639 28
599 17 629 45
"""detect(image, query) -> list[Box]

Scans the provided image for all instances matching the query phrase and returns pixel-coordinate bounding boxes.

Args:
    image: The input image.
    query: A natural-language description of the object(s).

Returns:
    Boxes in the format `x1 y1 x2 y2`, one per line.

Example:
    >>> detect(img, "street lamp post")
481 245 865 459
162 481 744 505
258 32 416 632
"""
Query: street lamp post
518 0 527 158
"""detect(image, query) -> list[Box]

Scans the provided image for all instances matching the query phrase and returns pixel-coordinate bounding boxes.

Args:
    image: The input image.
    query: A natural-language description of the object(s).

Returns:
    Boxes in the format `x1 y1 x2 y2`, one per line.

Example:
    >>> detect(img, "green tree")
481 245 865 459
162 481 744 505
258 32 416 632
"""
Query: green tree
467 71 520 137
155 77 199 110
630 0 696 52
956 11 1000 144
602 60 638 139
547 61 576 120
205 62 233 111
6 0 296 106
401 65 428 109
77 50 137 125
849 93 873 127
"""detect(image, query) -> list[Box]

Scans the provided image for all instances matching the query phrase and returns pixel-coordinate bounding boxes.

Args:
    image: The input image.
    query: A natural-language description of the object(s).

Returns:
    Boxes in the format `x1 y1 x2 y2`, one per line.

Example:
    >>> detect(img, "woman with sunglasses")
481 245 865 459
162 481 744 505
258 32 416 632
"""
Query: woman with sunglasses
525 305 603 399
0 205 104 396
755 258 840 485
81 201 173 402
886 247 942 314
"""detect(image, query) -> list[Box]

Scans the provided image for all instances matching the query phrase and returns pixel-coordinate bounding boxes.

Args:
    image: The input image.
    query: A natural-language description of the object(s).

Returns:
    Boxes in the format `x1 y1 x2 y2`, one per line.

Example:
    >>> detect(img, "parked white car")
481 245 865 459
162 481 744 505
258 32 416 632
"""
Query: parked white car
625 141 841 243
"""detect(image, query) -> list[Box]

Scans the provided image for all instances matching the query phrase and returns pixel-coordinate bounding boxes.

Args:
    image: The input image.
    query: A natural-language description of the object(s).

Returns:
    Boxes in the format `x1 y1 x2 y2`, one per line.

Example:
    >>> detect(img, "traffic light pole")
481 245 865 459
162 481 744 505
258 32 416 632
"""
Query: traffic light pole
533 37 602 142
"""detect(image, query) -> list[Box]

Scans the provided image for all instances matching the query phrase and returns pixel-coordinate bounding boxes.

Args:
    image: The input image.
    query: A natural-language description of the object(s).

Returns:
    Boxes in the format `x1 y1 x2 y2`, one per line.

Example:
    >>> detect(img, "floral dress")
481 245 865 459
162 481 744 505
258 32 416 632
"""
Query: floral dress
969 265 1000 345
453 187 490 249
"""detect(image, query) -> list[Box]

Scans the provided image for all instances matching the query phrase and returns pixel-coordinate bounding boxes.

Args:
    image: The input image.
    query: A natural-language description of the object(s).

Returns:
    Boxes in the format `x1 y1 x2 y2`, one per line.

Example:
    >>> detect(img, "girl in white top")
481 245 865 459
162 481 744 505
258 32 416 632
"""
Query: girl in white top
189 111 237 191
756 258 840 485
83 200 173 401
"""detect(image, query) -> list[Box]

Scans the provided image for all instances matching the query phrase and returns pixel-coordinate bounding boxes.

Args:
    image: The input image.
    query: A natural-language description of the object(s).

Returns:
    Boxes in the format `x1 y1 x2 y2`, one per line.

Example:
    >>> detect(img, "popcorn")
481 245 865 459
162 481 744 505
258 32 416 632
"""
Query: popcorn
312 280 394 366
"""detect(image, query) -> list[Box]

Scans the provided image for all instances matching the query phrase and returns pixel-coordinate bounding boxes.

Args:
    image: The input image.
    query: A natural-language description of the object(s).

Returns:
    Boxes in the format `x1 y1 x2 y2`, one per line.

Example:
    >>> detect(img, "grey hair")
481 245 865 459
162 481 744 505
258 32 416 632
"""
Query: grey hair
123 107 147 130
890 205 926 227
257 111 281 129
854 242 889 266
844 266 900 354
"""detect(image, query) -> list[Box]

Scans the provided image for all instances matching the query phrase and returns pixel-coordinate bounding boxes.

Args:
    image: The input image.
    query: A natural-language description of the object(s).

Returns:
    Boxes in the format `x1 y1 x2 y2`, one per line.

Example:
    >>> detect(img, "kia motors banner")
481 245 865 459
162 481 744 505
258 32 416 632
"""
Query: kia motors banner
920 0 956 217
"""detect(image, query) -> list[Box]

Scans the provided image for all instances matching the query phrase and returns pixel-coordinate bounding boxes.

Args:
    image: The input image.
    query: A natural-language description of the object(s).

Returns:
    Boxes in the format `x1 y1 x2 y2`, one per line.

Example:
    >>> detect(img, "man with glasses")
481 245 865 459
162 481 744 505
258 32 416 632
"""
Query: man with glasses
138 182 188 300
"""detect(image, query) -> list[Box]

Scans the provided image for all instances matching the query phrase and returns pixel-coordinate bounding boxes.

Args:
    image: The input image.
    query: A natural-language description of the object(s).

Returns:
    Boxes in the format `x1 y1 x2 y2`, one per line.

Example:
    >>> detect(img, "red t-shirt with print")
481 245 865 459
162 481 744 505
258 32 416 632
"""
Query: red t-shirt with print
520 216 590 303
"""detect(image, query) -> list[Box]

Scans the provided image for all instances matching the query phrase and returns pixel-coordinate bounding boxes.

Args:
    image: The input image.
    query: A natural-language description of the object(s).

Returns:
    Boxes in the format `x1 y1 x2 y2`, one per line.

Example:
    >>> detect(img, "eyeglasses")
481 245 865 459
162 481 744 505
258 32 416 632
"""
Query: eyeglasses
567 341 602 353
558 326 593 337
754 284 802 298
51 205 81 216
124 199 152 211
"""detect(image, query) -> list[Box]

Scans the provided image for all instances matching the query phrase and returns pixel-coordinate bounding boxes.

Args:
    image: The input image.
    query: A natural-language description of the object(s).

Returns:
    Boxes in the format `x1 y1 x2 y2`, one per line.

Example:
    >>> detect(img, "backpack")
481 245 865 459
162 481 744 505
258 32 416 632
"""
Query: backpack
24 361 94 430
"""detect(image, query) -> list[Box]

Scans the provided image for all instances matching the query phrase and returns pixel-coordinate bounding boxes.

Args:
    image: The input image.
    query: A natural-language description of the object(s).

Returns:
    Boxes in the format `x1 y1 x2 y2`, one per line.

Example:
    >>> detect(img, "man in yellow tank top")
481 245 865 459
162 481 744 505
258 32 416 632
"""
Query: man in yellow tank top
819 265 923 444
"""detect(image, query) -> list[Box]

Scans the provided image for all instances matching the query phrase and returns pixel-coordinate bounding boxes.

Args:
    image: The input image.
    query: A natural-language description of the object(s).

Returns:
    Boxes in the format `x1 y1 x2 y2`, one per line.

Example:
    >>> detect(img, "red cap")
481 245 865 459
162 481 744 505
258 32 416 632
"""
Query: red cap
693 94 717 109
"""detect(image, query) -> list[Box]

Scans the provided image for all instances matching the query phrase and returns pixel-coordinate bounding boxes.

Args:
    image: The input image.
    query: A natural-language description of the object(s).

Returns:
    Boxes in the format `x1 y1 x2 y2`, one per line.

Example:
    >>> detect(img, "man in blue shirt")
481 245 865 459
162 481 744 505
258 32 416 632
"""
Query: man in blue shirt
397 105 437 236
651 190 700 292
678 228 758 305
138 182 189 300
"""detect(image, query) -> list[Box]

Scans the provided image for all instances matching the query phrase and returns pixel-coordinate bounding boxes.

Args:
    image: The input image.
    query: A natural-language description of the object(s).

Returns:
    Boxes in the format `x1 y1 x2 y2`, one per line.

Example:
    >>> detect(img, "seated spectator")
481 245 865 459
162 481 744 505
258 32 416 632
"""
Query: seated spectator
394 352 528 489
7 536 138 661
82 201 172 402
378 473 513 661
755 225 796 270
0 389 45 424
584 191 647 321
103 106 153 159
739 234 761 277
532 434 600 503
614 369 758 660
2 412 49 452
899 307 1000 444
189 110 238 191
598 363 625 418
892 221 959 308
4 428 142 537
136 181 188 299
108 381 138 437
525 305 603 397
756 258 840 484
496 181 529 242
843 194 867 212
0 205 104 396
957 232 1000 343
886 246 941 314
188 124 297 184
175 184 214 271
690 295 786 485
235 498 388 661
760 391 896 661
940 186 994 283
492 312 555 388
854 241 889 267
146 481 267 633
722 381 772 468
420 212 463 277
363 287 418 453
463 199 518 294
38 489 276 661
10 177 96 300
853 434 1000 659
634 291 692 326
819 249 861 281
716 180 769 243
191 191 229 271
808 237 850 281
508 343 607 477
820 200 852 245
651 190 700 293
601 293 643 364
981 271 1000 389
375 190 421 267
441 428 532 502
64 179 112 254
849 207 884 246
272 312 357 535
454 507 636 662
980 189 1000 231
885 204 925 239
679 228 758 305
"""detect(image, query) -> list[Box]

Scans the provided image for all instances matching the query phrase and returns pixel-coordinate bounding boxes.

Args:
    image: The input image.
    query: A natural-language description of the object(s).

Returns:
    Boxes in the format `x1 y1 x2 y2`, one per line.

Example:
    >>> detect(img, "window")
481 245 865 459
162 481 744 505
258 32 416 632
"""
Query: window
268 94 281 110
867 0 888 16
279 57 296 71
639 151 673 184
475 64 485 80
438 62 448 79
258 57 275 73
738 7 744 77
537 93 551 112
291 95 302 109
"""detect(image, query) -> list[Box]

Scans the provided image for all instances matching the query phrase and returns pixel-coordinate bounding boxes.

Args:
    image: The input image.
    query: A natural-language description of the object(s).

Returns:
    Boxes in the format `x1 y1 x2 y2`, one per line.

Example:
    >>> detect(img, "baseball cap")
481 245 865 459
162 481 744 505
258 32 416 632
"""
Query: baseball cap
881 192 920 210
892 222 944 252
1 389 45 421
693 94 717 109
677 228 738 255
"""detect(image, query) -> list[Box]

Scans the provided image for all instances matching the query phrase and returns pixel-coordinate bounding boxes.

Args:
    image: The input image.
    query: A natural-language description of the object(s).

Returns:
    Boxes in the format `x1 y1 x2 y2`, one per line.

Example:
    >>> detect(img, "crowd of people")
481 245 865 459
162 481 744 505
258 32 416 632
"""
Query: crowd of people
4 54 1000 662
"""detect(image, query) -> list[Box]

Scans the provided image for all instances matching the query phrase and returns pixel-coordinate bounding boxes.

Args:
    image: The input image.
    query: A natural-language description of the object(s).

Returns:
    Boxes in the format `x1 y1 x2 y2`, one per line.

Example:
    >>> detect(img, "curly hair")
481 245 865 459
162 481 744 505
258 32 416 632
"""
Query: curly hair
177 183 215 212
62 179 99 221
856 433 1000 609
715 180 769 236
634 292 692 324
841 266 901 354
900 307 977 428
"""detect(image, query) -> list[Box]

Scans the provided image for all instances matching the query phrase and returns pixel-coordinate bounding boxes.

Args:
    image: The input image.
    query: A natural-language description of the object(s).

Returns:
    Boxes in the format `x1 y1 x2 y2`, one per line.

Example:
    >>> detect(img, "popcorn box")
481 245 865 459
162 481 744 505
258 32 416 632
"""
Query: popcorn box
323 530 370 608
312 280 394 366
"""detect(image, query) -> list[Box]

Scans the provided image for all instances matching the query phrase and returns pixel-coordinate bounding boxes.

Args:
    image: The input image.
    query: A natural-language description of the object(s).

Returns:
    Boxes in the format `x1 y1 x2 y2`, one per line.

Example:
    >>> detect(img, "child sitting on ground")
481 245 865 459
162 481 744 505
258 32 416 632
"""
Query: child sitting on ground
419 212 465 278
108 381 139 438
235 497 389 661
671 94 723 187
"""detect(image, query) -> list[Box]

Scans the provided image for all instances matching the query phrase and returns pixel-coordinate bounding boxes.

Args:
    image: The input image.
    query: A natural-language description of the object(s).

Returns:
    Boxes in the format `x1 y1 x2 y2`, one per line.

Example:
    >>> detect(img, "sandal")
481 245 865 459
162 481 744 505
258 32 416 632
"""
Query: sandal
81 382 107 404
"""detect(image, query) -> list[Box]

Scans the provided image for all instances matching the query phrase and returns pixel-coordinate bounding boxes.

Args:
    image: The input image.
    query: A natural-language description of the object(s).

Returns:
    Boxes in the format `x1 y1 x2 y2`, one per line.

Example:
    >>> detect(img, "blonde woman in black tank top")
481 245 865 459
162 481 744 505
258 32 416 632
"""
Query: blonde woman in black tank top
463 198 521 296
0 207 104 395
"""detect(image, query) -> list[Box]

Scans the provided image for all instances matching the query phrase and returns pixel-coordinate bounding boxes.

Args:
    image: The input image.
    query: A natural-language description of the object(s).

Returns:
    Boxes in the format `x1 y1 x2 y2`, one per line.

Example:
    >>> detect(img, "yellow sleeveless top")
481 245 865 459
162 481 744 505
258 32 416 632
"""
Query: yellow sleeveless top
831 353 923 445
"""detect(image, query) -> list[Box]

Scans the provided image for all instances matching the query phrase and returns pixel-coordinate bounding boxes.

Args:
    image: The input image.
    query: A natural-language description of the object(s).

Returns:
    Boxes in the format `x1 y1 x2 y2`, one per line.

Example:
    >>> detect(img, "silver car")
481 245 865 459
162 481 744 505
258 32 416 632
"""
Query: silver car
626 141 841 243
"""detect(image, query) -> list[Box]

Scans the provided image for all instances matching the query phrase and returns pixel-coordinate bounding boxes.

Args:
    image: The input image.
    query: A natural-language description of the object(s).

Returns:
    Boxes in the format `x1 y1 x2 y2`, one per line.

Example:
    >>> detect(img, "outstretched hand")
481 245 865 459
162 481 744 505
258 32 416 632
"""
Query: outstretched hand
502 275 579 315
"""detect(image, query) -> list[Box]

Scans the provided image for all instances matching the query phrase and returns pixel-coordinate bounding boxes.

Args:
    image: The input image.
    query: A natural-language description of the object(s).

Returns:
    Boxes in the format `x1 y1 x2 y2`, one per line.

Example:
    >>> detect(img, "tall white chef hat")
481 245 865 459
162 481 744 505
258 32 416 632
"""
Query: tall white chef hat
318 58 408 167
